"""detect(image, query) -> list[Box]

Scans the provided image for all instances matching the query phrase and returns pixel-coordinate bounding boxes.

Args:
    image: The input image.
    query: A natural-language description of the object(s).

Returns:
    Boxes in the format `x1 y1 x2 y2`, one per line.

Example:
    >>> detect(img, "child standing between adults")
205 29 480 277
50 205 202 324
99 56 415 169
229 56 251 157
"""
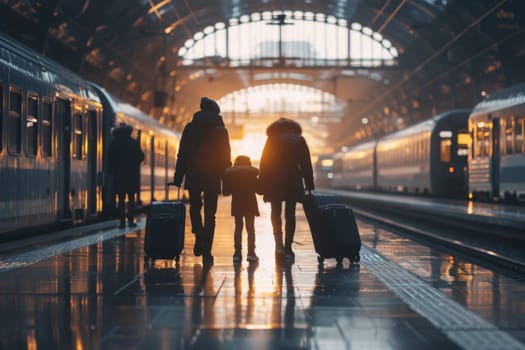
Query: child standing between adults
223 155 260 263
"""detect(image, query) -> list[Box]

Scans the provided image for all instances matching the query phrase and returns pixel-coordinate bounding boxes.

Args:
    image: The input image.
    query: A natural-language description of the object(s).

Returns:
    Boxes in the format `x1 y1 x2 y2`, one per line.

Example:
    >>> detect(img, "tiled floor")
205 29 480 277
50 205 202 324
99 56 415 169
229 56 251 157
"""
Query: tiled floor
0 196 523 349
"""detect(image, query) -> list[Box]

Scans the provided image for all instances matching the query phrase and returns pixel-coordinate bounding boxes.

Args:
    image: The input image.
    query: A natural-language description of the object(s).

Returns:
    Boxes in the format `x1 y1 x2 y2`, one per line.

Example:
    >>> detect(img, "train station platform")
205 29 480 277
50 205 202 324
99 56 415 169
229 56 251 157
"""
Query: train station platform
326 189 525 232
0 196 524 349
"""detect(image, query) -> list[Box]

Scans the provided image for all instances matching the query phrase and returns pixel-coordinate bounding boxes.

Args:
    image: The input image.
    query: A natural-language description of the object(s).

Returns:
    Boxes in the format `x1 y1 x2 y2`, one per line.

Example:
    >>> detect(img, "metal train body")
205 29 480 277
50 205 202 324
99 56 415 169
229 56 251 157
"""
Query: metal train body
314 154 335 188
331 140 376 191
468 83 525 202
0 34 180 234
331 109 470 198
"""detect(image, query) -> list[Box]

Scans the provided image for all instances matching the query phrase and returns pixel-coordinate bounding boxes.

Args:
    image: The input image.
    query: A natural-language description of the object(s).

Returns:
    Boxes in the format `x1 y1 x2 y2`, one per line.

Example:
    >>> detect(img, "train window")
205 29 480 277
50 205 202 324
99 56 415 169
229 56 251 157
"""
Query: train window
515 116 524 154
505 117 514 155
26 95 38 156
474 124 490 158
457 133 470 156
42 101 52 157
168 144 177 169
8 89 22 154
440 139 451 162
73 113 83 160
141 134 150 165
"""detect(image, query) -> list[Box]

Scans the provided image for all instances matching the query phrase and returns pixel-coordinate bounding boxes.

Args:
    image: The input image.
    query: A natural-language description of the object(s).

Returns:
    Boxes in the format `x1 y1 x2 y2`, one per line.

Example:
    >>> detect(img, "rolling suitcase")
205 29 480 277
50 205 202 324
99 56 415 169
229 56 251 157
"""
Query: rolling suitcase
144 184 185 264
303 192 361 264
303 191 338 258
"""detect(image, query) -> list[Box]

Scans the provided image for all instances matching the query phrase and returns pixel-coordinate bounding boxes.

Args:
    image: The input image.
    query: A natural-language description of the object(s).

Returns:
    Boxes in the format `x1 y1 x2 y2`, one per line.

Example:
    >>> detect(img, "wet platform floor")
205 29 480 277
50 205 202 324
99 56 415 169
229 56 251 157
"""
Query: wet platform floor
0 196 524 350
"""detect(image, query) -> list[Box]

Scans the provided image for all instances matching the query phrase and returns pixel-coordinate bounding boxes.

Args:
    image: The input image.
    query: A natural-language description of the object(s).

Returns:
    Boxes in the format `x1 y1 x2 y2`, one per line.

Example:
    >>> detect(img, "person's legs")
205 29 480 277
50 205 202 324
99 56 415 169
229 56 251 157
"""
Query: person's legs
201 188 219 264
116 192 126 228
245 215 258 262
284 201 297 259
126 191 137 227
270 201 285 260
189 189 204 256
189 189 204 234
233 215 243 262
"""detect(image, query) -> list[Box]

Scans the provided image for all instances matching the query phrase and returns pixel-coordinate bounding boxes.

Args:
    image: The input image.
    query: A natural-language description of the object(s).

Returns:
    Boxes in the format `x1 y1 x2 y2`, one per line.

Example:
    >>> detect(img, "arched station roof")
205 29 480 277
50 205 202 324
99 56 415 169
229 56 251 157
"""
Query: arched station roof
1 0 524 147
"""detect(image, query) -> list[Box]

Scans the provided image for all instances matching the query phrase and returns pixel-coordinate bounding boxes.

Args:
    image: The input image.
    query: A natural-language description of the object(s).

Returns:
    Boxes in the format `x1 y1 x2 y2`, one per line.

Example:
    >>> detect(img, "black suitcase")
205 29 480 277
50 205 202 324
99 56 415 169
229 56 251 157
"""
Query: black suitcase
303 193 361 264
144 184 185 264
303 192 338 253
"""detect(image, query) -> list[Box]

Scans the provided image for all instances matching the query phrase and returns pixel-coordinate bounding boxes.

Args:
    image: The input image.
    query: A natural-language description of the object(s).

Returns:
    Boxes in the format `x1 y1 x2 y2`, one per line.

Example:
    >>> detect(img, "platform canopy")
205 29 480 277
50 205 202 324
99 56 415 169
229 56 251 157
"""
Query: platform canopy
1 0 524 147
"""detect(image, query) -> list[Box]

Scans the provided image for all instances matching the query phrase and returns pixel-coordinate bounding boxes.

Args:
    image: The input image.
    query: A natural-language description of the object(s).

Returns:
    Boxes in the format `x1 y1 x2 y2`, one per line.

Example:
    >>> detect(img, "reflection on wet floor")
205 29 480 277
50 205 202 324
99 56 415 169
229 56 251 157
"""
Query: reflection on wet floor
360 222 525 341
0 196 523 349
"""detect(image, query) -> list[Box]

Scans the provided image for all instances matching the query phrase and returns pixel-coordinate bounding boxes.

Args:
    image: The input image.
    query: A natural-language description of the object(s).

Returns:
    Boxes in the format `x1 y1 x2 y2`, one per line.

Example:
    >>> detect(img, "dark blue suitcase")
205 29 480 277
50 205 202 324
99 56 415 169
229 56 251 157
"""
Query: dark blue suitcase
303 192 338 257
144 185 185 264
303 192 361 264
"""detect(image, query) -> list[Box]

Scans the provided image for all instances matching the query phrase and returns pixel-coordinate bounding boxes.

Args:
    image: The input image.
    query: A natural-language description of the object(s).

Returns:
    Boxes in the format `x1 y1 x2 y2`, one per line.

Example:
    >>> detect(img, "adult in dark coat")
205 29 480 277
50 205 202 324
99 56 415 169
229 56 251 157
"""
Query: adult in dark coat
223 155 260 262
107 123 145 228
259 118 315 261
173 97 231 265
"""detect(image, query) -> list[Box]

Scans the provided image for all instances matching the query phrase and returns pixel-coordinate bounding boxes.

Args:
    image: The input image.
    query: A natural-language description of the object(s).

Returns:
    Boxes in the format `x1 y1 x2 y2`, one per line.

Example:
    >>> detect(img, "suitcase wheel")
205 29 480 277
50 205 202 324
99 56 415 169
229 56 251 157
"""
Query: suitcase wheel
317 256 324 265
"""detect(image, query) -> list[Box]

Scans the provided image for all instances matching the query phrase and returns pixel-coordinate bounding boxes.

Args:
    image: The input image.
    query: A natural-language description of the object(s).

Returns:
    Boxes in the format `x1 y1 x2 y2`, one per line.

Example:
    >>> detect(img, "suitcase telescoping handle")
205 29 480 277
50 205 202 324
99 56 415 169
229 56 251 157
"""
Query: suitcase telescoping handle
167 182 181 200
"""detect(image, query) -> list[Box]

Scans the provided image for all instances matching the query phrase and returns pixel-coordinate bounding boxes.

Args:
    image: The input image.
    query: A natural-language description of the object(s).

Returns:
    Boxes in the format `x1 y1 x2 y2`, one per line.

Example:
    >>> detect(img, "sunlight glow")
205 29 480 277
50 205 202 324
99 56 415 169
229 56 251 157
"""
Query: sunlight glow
230 131 267 163
219 83 341 115
219 83 339 157
178 11 398 66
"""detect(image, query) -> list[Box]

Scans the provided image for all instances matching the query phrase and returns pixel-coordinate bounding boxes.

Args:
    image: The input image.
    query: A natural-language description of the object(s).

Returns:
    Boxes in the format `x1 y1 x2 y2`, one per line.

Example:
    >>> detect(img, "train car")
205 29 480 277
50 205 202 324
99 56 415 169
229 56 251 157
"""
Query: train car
90 85 181 216
0 33 103 233
0 33 180 235
468 83 525 202
314 154 335 188
331 140 377 190
375 109 470 197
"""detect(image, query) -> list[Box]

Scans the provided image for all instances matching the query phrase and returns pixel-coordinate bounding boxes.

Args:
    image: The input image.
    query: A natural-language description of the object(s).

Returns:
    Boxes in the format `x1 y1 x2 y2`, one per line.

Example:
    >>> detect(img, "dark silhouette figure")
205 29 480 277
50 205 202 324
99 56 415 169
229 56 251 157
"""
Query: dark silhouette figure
259 118 314 261
107 123 144 228
173 97 231 265
223 155 260 263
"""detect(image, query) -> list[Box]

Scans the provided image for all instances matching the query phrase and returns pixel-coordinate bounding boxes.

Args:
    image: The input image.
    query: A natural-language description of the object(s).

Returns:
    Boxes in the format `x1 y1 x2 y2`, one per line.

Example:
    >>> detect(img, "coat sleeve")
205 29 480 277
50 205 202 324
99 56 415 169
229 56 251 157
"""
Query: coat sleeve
220 128 232 172
298 137 315 191
258 138 272 195
222 171 231 196
173 125 190 186
254 168 262 195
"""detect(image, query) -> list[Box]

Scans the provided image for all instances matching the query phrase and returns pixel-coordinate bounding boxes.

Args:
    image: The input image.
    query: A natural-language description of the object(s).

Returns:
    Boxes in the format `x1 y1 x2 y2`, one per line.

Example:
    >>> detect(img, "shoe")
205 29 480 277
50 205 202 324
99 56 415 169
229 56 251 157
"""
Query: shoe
247 254 259 263
118 220 126 229
203 255 214 266
128 221 137 228
233 251 242 263
193 240 202 257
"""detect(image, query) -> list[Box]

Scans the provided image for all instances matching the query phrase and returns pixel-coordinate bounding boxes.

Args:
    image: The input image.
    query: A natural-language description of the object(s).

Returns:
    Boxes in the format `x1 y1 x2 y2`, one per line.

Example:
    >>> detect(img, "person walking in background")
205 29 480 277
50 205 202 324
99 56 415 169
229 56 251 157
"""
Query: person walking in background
173 97 231 266
259 118 315 262
108 123 145 229
223 155 260 264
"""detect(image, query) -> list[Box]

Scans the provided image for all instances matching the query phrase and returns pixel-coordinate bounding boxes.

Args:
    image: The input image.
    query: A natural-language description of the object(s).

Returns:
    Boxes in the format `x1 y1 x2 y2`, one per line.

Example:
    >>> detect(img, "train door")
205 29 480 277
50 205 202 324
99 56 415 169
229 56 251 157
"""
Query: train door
491 117 501 199
86 110 98 215
55 98 72 219
136 129 142 205
150 135 155 201
164 141 169 200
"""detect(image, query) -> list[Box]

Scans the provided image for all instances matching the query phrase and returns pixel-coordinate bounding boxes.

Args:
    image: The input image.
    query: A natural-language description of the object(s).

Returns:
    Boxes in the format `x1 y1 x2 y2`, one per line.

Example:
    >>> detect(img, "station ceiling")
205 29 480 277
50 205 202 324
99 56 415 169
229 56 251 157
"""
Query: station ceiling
1 0 525 148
